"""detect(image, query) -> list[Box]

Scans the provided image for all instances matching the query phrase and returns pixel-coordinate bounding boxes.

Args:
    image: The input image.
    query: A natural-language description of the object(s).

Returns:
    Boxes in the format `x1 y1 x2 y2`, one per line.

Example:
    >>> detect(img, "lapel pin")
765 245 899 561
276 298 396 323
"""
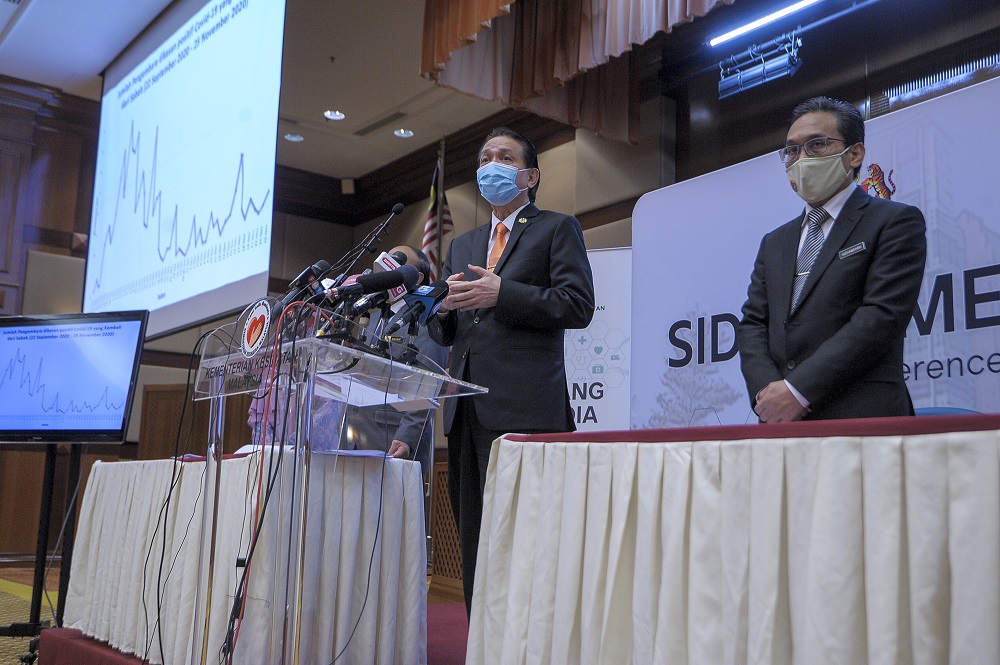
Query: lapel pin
517 217 527 224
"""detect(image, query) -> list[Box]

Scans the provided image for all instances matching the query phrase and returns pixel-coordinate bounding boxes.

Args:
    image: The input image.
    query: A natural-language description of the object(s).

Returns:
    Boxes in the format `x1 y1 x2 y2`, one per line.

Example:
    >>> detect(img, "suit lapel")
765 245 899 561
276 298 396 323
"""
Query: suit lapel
792 188 868 314
775 218 802 318
470 223 490 269
492 203 537 274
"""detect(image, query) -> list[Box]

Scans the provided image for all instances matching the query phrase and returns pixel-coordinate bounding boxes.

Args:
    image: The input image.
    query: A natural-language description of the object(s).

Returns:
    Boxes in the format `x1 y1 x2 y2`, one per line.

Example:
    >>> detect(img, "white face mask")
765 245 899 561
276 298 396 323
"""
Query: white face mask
785 148 852 204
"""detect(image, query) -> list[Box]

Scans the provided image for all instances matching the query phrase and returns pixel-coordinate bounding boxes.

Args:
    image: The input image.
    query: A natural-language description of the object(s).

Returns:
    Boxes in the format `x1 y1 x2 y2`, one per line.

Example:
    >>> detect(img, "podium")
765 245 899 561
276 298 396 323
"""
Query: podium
188 301 484 664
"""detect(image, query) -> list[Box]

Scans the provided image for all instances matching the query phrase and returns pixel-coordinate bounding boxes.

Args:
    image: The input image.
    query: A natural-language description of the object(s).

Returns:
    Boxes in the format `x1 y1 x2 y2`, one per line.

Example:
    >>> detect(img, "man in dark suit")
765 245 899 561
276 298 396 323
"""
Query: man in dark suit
738 97 926 422
429 127 595 614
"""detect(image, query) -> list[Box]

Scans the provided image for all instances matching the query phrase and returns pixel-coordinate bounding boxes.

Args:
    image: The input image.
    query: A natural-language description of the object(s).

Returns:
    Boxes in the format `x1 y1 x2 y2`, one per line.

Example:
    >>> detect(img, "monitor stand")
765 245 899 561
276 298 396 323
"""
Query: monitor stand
0 442 82 637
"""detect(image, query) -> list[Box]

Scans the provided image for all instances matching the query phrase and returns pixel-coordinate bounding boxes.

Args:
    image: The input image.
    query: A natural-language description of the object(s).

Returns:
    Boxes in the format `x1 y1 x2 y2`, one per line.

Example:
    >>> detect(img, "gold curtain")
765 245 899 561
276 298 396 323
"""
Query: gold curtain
422 0 734 143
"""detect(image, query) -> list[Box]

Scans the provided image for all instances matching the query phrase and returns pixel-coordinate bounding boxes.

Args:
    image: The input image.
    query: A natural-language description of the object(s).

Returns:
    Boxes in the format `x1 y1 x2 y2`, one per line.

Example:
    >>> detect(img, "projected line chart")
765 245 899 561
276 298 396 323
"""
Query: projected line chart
88 122 271 310
0 344 128 429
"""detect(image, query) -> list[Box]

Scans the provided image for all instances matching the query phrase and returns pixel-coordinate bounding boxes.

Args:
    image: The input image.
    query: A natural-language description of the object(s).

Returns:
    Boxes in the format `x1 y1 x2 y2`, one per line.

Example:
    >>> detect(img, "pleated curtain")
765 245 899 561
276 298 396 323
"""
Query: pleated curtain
421 0 735 143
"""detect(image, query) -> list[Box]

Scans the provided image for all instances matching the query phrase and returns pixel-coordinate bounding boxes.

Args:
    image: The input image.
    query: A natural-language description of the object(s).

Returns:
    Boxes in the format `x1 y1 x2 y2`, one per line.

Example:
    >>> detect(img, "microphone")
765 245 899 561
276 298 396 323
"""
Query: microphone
383 281 449 335
374 250 408 271
290 260 331 289
371 251 411 305
274 260 332 314
349 262 404 311
321 270 369 313
327 264 420 300
345 291 389 317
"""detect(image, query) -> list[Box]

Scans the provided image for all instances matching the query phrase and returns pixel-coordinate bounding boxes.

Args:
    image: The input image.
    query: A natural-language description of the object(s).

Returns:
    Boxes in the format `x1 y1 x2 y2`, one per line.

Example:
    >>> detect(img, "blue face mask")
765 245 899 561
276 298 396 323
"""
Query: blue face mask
477 162 528 206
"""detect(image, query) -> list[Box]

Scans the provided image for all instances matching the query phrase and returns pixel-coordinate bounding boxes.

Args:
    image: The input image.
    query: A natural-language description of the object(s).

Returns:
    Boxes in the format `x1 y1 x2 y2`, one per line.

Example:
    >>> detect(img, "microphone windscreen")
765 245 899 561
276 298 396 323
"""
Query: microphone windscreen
400 264 421 291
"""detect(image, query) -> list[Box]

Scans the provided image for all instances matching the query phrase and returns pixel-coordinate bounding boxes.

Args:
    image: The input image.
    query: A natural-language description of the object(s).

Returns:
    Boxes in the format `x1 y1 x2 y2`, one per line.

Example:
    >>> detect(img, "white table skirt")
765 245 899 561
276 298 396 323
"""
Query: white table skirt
468 428 1000 665
64 450 427 665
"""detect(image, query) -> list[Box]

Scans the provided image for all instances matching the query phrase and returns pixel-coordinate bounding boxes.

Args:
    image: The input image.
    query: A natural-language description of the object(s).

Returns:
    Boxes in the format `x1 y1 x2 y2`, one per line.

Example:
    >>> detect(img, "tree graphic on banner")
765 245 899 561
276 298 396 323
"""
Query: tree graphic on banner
647 308 743 428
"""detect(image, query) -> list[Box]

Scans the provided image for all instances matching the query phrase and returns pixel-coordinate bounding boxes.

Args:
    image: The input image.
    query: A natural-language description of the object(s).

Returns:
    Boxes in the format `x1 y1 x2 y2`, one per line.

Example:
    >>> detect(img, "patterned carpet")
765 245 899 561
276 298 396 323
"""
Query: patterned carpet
0 579 55 665
0 574 467 664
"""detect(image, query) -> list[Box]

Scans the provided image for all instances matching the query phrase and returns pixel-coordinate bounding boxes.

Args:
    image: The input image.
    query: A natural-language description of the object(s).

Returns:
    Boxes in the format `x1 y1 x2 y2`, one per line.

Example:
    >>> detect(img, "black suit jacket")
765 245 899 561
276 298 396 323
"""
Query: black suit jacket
429 204 595 434
738 187 926 419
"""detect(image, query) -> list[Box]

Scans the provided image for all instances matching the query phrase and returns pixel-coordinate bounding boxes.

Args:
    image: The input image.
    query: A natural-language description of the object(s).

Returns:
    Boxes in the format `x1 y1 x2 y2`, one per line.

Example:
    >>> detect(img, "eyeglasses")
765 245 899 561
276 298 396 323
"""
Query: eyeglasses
777 137 846 164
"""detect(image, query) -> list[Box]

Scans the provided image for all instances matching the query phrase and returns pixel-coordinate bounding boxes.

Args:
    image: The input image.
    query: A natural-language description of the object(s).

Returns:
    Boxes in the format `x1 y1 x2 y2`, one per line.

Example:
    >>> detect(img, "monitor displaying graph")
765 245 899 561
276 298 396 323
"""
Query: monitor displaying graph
0 311 148 443
84 0 287 339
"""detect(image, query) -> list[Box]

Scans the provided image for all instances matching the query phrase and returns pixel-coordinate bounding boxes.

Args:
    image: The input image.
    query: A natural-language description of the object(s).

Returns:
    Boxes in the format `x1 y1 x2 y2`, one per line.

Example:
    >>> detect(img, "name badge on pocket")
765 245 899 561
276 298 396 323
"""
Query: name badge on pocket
839 242 866 259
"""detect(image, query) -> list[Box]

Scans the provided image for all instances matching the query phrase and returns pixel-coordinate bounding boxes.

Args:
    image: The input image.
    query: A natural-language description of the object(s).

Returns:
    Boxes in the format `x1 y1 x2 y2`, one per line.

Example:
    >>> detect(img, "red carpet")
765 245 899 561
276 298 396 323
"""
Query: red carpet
37 602 469 664
37 628 142 664
427 601 469 664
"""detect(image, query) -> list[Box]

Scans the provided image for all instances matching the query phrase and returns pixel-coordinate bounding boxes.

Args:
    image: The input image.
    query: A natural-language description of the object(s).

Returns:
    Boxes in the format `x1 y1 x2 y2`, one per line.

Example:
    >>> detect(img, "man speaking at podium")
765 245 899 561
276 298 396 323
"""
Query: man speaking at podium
429 127 595 615
738 96 926 422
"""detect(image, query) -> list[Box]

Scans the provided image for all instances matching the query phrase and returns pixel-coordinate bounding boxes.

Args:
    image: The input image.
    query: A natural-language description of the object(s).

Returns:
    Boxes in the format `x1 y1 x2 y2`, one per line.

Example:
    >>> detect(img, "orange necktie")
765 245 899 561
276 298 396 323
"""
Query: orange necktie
488 224 508 272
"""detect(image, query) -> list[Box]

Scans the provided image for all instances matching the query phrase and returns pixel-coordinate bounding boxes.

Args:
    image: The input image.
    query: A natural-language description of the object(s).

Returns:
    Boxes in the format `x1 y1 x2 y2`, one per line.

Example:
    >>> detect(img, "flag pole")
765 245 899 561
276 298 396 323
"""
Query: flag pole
436 138 445 280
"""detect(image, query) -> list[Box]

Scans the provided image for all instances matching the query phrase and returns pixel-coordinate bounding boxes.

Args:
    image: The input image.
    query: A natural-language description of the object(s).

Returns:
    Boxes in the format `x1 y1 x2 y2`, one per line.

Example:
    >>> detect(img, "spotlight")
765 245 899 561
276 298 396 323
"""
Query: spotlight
718 33 802 100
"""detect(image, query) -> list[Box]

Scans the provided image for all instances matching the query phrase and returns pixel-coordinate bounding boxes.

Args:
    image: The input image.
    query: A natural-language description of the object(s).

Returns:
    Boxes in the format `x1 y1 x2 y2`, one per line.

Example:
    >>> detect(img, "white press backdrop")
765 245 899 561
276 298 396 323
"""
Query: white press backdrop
631 76 1000 428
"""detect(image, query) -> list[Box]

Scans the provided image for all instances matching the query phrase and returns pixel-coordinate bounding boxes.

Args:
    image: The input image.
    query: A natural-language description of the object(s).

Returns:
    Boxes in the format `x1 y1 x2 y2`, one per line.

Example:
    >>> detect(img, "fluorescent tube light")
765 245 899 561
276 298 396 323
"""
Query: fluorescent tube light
710 0 823 47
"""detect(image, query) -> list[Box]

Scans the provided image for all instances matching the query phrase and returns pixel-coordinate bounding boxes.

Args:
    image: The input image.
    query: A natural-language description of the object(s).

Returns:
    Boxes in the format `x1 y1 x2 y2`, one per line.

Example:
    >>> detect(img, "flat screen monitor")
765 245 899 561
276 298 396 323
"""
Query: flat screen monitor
0 311 148 443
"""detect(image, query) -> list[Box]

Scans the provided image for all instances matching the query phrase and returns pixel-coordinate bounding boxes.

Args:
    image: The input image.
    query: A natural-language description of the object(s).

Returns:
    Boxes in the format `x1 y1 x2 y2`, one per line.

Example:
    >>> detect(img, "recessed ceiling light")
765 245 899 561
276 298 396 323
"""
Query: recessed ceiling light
393 128 414 138
324 110 346 120
284 133 305 142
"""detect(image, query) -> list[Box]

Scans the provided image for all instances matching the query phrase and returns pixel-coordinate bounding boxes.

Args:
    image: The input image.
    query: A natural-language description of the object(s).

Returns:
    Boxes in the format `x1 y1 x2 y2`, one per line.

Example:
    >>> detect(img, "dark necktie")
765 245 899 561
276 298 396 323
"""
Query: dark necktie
790 207 829 311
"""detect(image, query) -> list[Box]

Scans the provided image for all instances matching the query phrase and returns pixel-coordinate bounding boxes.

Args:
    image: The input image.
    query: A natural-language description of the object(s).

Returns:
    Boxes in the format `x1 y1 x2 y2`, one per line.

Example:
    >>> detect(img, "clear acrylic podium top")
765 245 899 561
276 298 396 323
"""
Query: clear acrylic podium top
192 297 485 407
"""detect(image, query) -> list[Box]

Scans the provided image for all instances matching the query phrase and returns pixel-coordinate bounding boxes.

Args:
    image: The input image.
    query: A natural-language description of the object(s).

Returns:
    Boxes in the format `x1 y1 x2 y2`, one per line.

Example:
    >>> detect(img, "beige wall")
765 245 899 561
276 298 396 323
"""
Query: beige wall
367 96 672 251
351 106 672 254
575 96 670 215
584 217 631 249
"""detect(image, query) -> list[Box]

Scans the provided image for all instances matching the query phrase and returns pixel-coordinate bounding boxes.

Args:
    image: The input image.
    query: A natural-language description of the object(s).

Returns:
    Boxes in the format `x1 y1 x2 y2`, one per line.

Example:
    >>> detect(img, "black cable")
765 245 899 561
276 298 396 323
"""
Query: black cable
140 455 208 662
329 329 402 663
219 300 411 663
138 326 231 664
220 306 307 662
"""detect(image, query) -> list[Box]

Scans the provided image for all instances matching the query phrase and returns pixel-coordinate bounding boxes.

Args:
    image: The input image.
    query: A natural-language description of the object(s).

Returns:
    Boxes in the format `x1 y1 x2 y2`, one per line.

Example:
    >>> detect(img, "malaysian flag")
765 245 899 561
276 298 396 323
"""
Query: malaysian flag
421 163 454 282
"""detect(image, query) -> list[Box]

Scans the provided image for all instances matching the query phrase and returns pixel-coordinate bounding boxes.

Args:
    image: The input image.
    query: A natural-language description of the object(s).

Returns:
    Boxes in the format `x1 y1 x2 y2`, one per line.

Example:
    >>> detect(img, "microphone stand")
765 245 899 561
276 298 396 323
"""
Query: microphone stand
369 301 393 358
398 319 421 365
325 205 402 280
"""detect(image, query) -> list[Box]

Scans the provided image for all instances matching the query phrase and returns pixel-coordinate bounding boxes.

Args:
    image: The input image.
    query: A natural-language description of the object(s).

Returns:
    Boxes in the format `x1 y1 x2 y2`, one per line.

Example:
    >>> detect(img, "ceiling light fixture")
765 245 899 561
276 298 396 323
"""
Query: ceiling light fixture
324 110 345 120
709 0 823 47
284 133 305 142
393 129 414 138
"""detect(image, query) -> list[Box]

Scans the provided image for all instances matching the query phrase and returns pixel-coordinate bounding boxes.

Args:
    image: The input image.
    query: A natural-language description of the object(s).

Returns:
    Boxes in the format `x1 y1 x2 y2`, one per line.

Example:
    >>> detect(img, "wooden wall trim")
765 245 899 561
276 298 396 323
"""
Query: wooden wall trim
141 348 197 370
0 74 98 134
577 196 640 231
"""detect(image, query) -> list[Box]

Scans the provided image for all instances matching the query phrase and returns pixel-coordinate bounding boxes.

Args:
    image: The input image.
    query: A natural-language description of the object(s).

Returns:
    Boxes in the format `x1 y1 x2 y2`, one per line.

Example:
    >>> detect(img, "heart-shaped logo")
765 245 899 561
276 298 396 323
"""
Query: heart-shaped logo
241 300 272 357
246 315 265 348
594 345 603 354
